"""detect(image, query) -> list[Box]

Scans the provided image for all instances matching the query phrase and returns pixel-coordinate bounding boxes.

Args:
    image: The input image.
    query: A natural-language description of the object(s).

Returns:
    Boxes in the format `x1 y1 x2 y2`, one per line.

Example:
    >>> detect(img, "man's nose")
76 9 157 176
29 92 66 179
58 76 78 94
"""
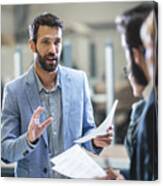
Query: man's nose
49 43 58 54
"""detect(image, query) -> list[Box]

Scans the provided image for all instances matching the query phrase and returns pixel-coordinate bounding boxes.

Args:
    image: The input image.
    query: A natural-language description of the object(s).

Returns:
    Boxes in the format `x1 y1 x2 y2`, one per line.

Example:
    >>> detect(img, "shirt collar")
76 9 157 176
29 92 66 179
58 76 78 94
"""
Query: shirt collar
142 81 153 101
34 67 61 94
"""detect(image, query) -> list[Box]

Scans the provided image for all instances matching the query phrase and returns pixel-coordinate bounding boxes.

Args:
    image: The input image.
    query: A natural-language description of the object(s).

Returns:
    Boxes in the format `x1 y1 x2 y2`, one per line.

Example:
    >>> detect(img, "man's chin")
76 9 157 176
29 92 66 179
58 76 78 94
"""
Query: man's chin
45 64 59 73
37 58 59 73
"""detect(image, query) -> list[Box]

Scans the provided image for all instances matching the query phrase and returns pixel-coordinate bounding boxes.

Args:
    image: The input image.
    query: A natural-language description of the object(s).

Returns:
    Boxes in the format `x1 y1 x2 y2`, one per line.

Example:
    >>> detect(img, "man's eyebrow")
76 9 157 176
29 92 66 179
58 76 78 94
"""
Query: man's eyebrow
39 35 61 41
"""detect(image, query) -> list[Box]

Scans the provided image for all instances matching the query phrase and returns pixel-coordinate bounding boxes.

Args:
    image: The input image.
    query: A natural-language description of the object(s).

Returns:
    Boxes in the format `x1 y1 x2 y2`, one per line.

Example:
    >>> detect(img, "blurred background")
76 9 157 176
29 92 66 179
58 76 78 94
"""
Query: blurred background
1 1 141 176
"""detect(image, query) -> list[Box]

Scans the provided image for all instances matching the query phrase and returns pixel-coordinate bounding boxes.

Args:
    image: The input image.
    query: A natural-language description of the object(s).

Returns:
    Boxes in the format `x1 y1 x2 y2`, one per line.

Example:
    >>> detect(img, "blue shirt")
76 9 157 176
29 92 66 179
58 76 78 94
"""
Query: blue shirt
34 69 65 178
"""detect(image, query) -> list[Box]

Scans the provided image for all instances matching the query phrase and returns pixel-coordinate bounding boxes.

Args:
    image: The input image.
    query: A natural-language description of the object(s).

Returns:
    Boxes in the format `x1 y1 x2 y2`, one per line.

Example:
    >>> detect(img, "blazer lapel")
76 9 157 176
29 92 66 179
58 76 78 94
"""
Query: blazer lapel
59 66 71 149
25 66 48 146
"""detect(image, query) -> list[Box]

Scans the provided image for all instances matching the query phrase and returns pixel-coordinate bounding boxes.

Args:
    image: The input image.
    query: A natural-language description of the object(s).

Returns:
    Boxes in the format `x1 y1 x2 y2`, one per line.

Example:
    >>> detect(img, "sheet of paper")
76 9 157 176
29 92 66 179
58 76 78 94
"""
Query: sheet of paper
74 100 119 143
51 144 107 178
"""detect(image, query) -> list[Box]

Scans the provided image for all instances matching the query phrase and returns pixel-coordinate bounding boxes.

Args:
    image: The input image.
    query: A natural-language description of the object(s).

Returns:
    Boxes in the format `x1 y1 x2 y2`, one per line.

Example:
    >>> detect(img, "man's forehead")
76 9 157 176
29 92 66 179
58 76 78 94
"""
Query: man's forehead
37 26 62 37
38 35 62 40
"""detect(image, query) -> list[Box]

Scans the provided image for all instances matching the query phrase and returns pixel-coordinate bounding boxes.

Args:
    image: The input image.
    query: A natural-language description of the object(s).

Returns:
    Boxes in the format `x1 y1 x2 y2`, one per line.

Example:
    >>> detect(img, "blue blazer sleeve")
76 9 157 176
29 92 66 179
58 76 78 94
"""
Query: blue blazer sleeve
1 84 35 163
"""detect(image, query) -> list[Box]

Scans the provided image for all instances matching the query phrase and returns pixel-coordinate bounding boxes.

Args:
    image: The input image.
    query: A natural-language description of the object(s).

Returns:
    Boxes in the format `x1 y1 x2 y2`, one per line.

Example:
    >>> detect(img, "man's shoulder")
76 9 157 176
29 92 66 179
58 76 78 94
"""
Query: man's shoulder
132 99 146 112
5 71 28 91
5 66 33 89
59 65 86 79
130 99 146 121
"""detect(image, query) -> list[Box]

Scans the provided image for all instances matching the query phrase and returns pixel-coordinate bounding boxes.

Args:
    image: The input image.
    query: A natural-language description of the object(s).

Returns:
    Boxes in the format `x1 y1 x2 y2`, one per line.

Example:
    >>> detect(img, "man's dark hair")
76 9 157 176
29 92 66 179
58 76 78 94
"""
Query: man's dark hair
29 12 63 43
116 2 156 86
116 2 156 48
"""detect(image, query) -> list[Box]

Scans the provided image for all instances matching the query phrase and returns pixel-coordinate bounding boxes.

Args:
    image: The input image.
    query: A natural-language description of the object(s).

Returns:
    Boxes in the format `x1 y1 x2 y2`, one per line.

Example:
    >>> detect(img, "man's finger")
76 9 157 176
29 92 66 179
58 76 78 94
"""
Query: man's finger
94 137 112 146
96 133 113 139
96 136 112 142
32 106 44 120
38 117 53 129
94 141 108 147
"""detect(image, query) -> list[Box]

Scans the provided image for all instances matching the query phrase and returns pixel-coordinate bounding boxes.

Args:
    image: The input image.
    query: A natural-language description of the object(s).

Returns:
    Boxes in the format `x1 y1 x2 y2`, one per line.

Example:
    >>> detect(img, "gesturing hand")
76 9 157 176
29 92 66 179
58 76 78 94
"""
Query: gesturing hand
27 106 53 143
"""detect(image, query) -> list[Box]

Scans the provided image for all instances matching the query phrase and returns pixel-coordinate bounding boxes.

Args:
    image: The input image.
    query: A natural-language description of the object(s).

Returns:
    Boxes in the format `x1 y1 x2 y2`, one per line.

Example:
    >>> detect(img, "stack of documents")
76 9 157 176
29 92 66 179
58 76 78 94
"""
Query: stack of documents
51 144 107 178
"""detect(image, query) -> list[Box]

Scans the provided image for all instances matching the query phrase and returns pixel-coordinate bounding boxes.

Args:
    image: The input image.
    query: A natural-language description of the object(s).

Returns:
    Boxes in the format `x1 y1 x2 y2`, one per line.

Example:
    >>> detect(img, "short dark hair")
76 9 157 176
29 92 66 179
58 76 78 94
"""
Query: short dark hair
29 12 63 43
116 2 154 48
116 2 155 86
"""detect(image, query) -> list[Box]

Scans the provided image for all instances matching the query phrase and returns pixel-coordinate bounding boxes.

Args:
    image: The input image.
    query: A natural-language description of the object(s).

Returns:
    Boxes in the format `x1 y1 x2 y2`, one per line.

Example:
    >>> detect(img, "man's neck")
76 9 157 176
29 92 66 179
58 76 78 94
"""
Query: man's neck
34 63 57 90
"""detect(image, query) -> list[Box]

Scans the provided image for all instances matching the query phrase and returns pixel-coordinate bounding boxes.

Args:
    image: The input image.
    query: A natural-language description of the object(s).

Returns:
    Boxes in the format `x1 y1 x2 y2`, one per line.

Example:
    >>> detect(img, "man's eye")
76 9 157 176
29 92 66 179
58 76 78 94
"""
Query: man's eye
42 40 50 44
54 39 61 45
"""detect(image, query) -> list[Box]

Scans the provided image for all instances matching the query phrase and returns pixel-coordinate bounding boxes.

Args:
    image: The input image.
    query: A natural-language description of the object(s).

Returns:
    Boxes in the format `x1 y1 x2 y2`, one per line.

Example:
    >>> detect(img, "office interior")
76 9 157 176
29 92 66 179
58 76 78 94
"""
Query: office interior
1 1 141 177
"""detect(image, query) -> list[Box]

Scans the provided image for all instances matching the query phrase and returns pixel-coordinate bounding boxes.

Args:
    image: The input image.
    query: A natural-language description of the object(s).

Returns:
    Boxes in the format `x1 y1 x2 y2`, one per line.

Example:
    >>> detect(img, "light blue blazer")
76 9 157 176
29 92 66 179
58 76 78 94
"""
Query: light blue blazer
1 65 101 178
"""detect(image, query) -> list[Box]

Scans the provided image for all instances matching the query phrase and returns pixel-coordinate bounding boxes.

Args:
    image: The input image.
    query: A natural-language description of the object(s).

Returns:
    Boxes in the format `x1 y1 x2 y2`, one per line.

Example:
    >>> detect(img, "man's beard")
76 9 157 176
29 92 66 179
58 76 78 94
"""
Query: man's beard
36 49 59 72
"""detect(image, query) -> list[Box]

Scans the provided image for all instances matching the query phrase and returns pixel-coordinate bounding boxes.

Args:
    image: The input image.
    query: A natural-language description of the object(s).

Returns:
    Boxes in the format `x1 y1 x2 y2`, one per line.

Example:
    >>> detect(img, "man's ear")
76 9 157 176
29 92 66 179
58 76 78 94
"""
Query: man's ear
132 48 150 81
132 48 142 65
28 39 36 53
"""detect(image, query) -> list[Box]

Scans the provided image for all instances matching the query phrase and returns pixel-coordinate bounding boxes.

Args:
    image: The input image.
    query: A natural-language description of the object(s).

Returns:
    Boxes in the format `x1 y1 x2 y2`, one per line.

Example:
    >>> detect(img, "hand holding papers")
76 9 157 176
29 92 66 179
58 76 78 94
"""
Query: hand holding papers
51 144 107 178
75 100 119 144
51 100 119 178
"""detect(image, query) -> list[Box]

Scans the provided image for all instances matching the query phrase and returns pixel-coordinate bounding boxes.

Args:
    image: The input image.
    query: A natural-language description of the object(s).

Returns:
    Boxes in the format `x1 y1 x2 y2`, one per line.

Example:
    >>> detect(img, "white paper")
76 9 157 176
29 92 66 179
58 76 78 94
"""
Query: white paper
75 100 119 143
51 144 107 178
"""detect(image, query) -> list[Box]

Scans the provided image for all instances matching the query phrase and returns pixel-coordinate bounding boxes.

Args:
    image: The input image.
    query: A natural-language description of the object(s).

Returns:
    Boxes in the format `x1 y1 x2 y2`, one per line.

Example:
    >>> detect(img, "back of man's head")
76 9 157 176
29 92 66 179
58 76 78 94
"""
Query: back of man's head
115 2 156 87
116 2 155 48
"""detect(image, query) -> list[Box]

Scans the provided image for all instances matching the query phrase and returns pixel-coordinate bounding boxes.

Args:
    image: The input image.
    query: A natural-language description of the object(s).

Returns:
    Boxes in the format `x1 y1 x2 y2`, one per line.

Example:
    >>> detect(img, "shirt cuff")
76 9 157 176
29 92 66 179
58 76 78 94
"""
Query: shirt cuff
26 134 39 149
